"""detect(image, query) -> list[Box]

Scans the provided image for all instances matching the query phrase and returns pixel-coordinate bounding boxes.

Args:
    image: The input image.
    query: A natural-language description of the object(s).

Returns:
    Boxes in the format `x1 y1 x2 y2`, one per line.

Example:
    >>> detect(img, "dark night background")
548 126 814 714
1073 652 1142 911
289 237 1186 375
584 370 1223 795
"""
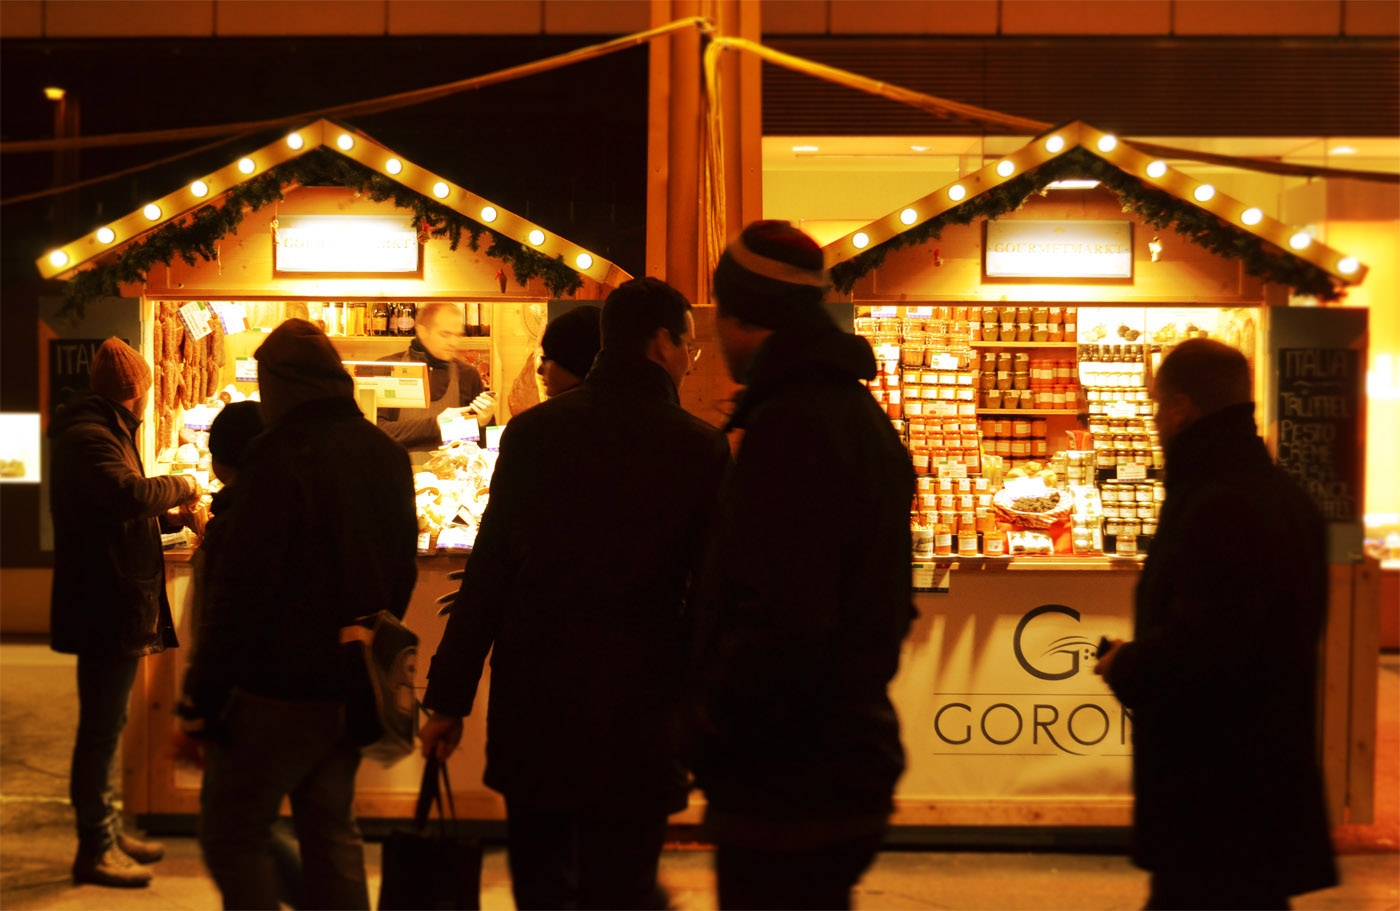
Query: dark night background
0 35 649 564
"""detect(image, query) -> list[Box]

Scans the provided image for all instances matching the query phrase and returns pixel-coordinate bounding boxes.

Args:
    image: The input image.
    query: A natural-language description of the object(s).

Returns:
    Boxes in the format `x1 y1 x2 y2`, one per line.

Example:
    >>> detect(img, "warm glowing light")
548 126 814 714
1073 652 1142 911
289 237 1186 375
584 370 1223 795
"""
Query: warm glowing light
43 86 66 101
48 250 69 268
576 253 593 270
336 133 354 151
96 227 116 244
996 160 1015 177
1331 146 1356 155
286 132 304 150
1241 207 1263 226
237 158 255 174
1146 160 1168 178
948 184 967 202
480 206 498 223
1289 232 1313 250
792 145 819 153
910 145 931 152
1046 180 1099 190
1045 135 1065 153
852 232 869 249
1193 184 1216 202
1097 134 1118 152
528 229 545 246
143 203 162 221
900 208 918 225
385 158 402 175
432 182 450 199
191 180 209 197
1338 256 1360 274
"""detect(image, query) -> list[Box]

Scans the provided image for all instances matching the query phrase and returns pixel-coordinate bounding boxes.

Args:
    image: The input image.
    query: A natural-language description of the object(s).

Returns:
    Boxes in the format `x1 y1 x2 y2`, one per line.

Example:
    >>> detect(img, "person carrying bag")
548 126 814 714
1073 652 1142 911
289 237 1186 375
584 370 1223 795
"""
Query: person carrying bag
379 753 483 910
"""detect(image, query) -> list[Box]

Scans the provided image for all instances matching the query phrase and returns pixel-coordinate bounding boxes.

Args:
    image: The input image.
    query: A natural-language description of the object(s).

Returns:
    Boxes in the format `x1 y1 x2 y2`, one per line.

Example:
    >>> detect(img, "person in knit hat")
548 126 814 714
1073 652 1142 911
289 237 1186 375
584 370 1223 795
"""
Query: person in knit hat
538 304 602 397
691 221 915 910
48 336 200 887
181 318 418 909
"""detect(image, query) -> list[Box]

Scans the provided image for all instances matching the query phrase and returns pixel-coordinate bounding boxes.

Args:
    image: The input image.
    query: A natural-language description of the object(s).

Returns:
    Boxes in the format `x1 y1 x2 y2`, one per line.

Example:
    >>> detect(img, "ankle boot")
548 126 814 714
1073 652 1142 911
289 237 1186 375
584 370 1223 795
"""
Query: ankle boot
117 831 166 864
72 844 153 888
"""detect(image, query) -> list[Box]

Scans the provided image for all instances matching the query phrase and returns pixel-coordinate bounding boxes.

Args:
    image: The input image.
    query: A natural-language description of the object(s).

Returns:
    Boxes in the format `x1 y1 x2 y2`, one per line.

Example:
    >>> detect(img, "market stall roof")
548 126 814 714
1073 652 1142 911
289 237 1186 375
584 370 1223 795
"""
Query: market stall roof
36 118 632 288
822 120 1367 294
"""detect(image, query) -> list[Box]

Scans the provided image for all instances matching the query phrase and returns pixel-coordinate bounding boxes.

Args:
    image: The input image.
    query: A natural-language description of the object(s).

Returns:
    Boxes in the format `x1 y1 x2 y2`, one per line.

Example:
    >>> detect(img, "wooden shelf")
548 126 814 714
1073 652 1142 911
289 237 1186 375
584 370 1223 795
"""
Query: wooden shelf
971 341 1077 348
330 336 491 347
977 409 1082 416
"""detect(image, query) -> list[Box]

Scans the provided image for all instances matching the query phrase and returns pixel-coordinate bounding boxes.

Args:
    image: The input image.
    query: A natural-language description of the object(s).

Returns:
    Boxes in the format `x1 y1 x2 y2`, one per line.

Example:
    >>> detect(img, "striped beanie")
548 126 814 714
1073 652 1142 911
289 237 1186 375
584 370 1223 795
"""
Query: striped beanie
712 220 827 331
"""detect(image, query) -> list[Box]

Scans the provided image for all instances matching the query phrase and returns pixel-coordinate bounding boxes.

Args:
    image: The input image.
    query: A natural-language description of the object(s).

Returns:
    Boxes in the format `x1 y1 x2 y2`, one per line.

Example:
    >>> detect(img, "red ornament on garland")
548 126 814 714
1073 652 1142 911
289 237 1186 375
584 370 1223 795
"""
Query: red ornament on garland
495 268 508 293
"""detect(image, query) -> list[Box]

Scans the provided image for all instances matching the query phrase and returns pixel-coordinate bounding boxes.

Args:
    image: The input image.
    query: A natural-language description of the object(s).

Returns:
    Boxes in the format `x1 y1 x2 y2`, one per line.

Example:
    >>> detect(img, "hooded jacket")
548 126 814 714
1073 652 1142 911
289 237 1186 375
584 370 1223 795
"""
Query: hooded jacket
1106 403 1337 895
690 316 915 843
422 349 730 814
182 320 418 715
48 393 190 656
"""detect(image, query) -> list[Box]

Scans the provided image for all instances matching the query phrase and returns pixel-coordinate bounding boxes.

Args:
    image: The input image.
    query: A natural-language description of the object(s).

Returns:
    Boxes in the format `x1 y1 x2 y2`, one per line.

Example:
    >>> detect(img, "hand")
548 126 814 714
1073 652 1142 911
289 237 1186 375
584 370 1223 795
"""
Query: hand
418 712 464 761
178 474 202 508
178 502 208 539
1093 639 1126 678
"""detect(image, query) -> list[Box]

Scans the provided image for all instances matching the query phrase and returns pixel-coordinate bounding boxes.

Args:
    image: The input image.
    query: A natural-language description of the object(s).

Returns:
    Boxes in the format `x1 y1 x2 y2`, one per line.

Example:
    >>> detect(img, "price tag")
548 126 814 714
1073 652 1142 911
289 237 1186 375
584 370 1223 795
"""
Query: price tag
234 357 258 383
933 354 959 370
1118 462 1148 481
908 306 933 318
939 463 969 479
178 301 214 341
210 301 248 334
436 525 477 551
871 306 898 318
930 402 957 417
912 563 953 593
875 344 901 362
439 413 480 444
1106 402 1137 418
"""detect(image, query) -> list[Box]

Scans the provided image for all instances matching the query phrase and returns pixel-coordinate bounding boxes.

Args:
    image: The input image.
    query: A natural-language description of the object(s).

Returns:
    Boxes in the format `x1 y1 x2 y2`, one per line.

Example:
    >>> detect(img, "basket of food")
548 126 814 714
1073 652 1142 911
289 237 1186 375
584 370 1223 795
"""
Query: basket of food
992 477 1073 529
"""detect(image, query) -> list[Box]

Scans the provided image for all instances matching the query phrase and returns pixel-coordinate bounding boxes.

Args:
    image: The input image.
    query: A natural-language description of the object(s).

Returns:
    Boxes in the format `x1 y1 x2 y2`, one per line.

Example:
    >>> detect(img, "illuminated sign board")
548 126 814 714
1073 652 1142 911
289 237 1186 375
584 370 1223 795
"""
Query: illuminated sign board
275 216 420 275
985 220 1133 280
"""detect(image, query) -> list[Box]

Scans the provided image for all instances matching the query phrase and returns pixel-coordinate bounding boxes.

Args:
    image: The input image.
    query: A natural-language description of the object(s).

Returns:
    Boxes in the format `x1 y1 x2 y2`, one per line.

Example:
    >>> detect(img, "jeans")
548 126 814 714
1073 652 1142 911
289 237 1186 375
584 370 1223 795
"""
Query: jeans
71 653 141 850
199 689 368 911
714 833 883 911
504 804 669 910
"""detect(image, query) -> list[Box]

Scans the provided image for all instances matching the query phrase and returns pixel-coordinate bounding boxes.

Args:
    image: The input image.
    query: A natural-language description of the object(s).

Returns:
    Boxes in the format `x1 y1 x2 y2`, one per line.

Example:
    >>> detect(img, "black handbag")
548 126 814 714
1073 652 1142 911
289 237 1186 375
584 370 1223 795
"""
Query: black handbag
340 610 419 766
379 755 482 910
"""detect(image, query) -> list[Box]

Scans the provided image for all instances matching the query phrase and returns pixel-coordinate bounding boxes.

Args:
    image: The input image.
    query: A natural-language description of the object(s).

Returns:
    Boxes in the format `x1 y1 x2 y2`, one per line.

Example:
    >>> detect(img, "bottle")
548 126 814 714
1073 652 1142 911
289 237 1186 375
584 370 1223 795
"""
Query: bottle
465 302 481 337
371 302 387 336
401 302 418 335
479 302 491 337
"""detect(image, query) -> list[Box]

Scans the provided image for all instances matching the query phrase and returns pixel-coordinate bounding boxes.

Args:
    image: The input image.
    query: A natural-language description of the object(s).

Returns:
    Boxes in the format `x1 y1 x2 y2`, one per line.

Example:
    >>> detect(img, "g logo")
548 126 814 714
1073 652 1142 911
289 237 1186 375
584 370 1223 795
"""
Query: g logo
1013 604 1096 681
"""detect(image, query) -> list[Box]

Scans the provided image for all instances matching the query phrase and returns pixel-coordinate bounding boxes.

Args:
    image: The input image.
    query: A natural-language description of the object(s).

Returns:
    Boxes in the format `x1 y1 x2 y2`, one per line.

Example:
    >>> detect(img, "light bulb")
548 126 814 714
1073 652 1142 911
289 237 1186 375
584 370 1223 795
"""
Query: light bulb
948 184 966 201
852 232 869 249
1337 257 1360 274
336 134 354 151
48 250 69 268
1097 134 1118 152
432 182 450 199
1146 160 1167 178
480 206 498 223
191 180 210 197
528 229 545 246
96 227 116 244
237 158 255 174
900 208 918 225
286 133 304 150
1193 184 1215 202
385 158 402 175
143 203 162 220
1289 232 1312 250
1241 208 1263 225
1045 135 1065 153
576 253 593 270
996 160 1015 177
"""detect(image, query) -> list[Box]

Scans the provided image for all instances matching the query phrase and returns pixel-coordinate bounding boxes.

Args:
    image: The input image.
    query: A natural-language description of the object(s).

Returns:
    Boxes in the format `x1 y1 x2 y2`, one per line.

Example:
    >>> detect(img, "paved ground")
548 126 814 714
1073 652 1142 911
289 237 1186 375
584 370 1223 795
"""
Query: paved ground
3 641 1396 910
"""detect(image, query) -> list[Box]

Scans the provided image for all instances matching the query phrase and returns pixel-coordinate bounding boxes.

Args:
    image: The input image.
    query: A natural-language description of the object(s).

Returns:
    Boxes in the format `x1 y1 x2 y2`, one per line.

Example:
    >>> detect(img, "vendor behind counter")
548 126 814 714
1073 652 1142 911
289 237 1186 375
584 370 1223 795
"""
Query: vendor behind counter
376 301 492 459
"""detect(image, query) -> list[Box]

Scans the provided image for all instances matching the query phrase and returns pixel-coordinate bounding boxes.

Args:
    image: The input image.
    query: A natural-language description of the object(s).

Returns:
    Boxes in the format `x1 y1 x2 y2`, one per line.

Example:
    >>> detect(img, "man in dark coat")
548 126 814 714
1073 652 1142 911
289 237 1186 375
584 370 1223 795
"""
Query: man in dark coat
49 336 200 887
376 301 491 455
690 221 915 910
418 278 729 911
181 318 418 910
1096 338 1337 910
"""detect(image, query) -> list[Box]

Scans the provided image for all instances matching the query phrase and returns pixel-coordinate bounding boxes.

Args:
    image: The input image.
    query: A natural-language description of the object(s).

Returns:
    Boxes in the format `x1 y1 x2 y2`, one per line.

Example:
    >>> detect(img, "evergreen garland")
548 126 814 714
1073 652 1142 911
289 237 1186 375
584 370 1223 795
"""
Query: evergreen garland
61 147 584 318
828 146 1346 302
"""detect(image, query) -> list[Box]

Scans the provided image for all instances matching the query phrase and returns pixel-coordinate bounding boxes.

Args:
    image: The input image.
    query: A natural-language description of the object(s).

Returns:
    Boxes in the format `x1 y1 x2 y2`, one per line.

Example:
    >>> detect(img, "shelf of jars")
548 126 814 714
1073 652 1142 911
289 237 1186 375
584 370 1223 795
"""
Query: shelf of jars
970 341 1078 349
977 409 1082 416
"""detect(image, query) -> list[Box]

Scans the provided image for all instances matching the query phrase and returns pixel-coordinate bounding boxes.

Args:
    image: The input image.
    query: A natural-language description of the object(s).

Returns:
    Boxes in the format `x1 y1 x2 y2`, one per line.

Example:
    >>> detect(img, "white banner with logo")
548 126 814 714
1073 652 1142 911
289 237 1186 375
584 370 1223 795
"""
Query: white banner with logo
893 568 1138 800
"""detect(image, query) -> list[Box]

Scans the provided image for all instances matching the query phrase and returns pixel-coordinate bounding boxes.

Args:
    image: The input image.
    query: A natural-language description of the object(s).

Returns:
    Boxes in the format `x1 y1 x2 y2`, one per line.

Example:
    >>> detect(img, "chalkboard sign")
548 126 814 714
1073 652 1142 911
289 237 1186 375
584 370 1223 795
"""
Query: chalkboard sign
1276 348 1361 522
49 338 128 418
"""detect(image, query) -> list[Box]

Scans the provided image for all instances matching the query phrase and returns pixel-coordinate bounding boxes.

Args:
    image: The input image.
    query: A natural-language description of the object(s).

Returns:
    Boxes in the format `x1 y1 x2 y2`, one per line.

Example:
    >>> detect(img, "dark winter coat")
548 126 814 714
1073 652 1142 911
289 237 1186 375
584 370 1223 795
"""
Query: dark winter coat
422 351 730 815
376 339 486 450
1106 403 1338 895
689 319 915 841
182 395 418 716
48 393 189 657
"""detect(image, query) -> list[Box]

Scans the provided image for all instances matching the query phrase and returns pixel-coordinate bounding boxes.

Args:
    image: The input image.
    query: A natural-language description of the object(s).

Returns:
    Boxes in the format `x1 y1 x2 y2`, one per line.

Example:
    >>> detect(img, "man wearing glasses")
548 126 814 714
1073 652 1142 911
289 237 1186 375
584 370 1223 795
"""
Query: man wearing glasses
419 277 728 910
